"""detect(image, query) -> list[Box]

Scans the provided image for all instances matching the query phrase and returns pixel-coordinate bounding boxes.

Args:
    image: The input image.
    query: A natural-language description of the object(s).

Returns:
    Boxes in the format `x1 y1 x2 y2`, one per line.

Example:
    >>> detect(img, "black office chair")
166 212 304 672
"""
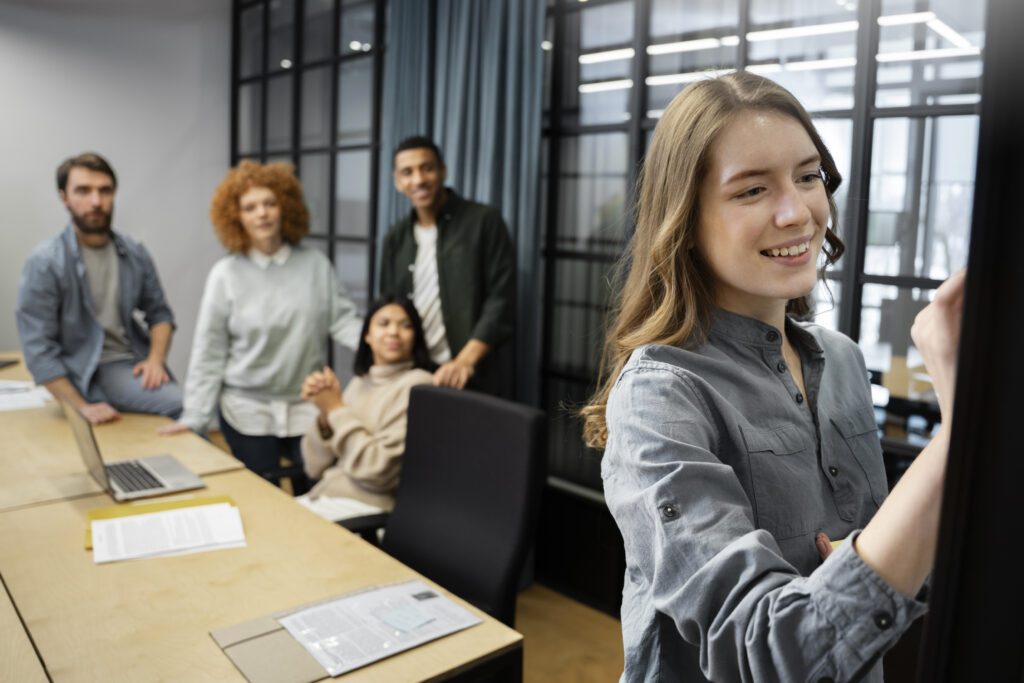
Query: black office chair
379 385 546 628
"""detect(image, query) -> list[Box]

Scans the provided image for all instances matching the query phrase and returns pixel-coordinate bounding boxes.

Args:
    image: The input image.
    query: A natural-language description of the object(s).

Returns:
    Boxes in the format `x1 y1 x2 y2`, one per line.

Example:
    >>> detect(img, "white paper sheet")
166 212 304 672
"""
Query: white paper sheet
295 494 385 522
277 580 482 677
91 503 246 564
0 380 52 411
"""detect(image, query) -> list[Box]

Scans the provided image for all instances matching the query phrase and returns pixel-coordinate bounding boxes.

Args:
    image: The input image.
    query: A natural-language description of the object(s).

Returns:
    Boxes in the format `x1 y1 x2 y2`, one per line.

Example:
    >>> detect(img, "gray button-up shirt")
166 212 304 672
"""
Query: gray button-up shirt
15 225 175 393
603 309 926 682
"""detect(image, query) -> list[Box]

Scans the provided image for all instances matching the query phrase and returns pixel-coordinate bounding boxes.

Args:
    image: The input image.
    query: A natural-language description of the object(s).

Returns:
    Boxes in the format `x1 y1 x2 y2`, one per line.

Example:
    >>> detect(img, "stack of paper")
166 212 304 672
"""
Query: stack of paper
0 380 52 411
90 500 246 564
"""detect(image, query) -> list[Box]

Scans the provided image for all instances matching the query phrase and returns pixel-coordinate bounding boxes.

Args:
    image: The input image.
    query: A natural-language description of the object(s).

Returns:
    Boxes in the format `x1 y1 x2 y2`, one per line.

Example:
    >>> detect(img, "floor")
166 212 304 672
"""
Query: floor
516 584 623 682
209 432 625 681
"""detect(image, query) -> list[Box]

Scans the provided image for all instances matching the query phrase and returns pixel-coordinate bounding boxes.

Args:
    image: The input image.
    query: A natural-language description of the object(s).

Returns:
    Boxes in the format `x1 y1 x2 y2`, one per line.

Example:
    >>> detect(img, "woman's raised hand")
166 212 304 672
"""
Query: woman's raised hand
911 269 966 421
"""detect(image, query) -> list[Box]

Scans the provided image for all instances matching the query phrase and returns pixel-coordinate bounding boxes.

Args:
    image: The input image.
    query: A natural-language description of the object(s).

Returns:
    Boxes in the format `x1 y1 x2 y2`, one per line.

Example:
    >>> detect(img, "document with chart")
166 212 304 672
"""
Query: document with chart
277 580 482 676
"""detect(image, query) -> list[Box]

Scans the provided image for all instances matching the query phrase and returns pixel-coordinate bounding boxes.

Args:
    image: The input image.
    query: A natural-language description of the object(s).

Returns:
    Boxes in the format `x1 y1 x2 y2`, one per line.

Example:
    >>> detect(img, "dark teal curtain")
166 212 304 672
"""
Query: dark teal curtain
376 0 545 403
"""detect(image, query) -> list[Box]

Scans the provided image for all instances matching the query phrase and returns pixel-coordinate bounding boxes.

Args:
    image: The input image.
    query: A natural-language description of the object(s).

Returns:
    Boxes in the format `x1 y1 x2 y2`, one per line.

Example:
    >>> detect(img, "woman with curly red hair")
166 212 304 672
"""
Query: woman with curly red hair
159 161 362 491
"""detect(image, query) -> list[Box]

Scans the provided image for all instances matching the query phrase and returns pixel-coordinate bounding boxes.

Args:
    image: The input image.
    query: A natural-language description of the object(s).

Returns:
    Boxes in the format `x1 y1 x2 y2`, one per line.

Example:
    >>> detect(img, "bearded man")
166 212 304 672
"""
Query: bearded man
16 152 182 423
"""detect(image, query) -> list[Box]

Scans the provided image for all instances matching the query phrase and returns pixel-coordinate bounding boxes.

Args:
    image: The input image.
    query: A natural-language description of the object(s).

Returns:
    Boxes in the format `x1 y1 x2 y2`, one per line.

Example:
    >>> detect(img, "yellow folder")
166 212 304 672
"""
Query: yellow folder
84 495 237 549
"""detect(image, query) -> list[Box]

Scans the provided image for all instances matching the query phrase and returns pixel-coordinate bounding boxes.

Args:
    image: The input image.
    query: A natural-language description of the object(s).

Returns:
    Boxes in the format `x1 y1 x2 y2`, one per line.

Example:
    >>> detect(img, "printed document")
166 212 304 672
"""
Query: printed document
295 494 385 522
91 502 246 563
0 380 52 411
278 580 482 676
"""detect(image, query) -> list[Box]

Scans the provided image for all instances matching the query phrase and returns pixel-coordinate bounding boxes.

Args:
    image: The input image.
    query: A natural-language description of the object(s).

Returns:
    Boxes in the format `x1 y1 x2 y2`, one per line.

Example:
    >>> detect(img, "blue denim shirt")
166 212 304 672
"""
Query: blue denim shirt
603 310 926 682
15 225 175 393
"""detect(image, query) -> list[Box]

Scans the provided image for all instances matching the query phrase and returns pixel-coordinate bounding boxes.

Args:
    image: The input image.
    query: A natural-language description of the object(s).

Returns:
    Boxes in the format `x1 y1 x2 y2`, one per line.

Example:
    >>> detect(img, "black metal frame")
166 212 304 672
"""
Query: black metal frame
539 0 985 489
230 0 387 364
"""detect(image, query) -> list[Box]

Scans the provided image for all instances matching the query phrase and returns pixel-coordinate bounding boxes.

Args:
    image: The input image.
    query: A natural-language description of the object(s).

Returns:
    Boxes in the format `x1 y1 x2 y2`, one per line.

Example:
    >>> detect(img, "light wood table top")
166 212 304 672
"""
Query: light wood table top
0 353 243 512
0 468 522 682
1 577 48 683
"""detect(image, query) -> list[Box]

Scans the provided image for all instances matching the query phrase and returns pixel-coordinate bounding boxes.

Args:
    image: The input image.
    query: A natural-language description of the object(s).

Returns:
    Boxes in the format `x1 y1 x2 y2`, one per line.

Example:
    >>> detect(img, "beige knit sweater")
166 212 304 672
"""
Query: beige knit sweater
300 361 433 510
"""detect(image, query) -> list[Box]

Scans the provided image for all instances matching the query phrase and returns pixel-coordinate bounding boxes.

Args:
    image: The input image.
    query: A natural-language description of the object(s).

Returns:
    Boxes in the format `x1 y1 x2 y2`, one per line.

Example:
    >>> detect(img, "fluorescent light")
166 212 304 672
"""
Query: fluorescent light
645 68 733 87
721 35 740 46
926 18 973 49
878 11 935 26
647 109 665 119
746 63 783 75
876 46 981 62
579 48 635 64
647 38 722 55
785 56 857 71
578 79 633 93
747 20 858 42
541 40 553 51
746 57 856 74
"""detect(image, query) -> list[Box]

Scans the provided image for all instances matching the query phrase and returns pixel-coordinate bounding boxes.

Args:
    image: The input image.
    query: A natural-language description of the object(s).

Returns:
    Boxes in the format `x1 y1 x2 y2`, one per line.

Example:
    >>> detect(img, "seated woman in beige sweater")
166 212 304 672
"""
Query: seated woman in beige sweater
299 297 434 510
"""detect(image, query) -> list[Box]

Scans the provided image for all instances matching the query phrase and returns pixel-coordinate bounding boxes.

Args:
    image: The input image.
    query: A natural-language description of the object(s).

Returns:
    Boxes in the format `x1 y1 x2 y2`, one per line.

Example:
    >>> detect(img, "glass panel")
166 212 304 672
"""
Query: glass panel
237 83 263 155
340 0 376 54
876 0 986 108
268 0 295 71
265 75 293 151
646 1 739 119
301 66 332 148
333 240 370 312
810 277 841 330
865 116 977 279
561 2 635 126
335 149 371 238
239 4 264 79
859 284 937 403
557 133 630 255
337 58 374 144
300 153 331 236
812 117 853 242
542 15 554 116
746 0 858 112
549 258 617 377
304 0 334 63
545 376 603 486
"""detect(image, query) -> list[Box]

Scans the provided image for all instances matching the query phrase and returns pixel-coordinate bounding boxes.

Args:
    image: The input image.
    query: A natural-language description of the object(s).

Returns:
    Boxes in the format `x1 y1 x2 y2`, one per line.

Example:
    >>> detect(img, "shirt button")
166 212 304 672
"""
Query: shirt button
776 361 787 373
874 612 893 629
795 392 804 404
659 504 679 520
828 466 839 477
766 330 779 342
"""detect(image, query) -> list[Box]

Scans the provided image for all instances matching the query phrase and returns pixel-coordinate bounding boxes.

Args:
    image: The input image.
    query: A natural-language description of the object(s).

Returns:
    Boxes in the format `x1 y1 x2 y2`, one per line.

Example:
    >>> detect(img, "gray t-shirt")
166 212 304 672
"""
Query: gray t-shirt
79 240 134 363
603 309 926 682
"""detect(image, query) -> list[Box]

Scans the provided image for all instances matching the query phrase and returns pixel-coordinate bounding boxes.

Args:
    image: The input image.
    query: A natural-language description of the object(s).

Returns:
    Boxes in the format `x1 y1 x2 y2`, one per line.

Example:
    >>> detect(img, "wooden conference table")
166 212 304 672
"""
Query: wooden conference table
0 353 523 681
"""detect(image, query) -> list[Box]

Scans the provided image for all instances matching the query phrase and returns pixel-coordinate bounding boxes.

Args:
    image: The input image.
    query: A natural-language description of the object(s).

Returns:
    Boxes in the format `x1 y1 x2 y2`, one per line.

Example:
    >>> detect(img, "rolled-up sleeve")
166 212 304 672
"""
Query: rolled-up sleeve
15 256 68 385
134 243 175 329
604 363 926 682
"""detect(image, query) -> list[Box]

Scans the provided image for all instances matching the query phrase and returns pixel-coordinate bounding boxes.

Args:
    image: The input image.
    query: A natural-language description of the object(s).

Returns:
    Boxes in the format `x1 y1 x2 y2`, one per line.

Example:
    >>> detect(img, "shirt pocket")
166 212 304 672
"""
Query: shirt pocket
831 409 887 506
741 424 822 540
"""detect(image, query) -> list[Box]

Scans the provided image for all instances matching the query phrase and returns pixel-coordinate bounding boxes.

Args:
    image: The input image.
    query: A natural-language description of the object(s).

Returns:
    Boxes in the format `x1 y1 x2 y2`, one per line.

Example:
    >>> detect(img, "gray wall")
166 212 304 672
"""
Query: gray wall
0 0 231 377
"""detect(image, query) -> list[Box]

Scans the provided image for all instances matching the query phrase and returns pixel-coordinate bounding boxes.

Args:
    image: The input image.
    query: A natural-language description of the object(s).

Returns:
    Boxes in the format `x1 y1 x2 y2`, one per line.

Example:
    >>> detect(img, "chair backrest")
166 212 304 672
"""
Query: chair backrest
381 385 546 627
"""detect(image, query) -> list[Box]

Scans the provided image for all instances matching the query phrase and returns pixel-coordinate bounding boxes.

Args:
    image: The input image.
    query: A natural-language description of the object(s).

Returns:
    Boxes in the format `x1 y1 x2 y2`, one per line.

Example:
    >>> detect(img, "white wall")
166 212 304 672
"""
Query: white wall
0 0 231 377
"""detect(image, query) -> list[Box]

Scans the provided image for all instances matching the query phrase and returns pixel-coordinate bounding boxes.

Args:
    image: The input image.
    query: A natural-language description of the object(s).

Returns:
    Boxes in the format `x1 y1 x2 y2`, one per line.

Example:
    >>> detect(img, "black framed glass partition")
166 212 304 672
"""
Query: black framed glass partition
541 0 987 491
232 0 386 374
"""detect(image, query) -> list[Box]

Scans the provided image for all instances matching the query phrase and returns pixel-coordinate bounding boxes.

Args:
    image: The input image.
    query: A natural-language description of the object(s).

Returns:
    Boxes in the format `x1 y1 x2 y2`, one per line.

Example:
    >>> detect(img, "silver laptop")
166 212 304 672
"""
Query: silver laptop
61 400 205 501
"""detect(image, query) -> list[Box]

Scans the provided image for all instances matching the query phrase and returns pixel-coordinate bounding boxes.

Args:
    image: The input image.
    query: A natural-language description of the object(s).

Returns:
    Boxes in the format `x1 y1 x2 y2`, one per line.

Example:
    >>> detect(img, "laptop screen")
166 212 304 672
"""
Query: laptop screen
60 399 113 493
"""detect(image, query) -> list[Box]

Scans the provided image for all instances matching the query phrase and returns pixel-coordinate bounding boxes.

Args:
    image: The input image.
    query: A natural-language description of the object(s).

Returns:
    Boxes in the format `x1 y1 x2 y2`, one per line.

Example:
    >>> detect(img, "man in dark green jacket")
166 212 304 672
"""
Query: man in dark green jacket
379 136 515 396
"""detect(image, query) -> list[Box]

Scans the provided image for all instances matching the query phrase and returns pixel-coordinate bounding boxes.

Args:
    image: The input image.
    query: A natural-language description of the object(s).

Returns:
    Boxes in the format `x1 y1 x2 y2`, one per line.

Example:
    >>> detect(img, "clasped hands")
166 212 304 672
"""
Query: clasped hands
302 366 344 416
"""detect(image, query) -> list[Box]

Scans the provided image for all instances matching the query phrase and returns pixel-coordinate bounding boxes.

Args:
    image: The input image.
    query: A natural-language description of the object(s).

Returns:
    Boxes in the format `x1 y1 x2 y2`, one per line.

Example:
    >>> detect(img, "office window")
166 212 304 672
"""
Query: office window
232 0 385 376
542 0 987 489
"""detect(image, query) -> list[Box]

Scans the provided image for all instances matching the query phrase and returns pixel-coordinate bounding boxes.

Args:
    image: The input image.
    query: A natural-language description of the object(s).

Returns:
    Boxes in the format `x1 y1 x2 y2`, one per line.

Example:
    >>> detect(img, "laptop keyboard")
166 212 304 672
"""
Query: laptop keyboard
106 461 163 493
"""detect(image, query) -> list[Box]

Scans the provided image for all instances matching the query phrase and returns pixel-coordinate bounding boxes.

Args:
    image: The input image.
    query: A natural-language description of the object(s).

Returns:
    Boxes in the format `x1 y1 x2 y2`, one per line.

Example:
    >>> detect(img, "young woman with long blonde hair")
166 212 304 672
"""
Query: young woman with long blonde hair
584 71 963 682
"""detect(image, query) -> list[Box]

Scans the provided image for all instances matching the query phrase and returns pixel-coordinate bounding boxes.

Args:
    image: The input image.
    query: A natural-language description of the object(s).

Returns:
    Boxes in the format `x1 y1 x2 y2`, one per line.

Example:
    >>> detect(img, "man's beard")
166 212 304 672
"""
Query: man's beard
70 208 113 236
